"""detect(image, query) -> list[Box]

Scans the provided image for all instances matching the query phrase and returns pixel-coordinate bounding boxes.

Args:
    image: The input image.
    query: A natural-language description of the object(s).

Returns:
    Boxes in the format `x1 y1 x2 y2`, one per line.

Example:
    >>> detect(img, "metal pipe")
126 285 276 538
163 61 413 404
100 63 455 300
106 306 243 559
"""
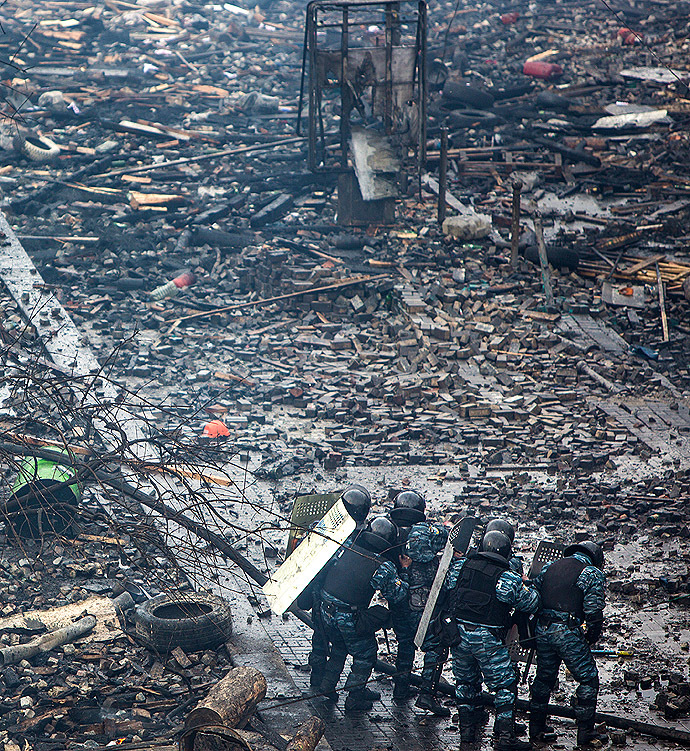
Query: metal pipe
534 215 554 306
576 360 622 393
656 261 670 342
438 127 448 226
0 615 97 666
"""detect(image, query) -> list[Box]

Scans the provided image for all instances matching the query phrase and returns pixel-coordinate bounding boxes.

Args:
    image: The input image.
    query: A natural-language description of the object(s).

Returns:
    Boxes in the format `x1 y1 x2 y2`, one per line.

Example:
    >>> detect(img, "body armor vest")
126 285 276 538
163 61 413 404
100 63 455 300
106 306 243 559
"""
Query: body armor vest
452 553 512 628
322 544 380 608
540 557 586 620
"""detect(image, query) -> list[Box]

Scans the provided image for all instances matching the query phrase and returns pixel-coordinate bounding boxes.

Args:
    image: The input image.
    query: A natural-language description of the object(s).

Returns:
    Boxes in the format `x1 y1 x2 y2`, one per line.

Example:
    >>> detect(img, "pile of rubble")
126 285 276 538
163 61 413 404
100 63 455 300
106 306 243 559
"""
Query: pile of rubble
0 531 217 749
2 0 690 748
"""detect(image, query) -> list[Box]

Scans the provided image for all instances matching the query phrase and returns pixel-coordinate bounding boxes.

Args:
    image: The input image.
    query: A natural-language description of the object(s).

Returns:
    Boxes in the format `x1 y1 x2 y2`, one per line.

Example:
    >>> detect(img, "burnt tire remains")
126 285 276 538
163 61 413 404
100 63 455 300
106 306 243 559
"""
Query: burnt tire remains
13 133 61 162
133 592 233 653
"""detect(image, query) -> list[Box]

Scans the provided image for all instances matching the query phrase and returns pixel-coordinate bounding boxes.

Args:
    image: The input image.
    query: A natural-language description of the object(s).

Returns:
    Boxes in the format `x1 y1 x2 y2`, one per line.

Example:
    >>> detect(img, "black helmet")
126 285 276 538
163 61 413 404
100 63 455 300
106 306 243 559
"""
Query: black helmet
485 518 515 543
341 485 371 523
564 541 604 569
480 530 512 561
390 490 426 526
359 515 398 553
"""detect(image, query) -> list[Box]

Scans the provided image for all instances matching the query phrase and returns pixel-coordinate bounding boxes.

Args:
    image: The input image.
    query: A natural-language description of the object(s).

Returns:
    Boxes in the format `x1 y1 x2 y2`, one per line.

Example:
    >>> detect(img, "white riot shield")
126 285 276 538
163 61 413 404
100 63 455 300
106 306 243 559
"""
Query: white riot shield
262 499 356 615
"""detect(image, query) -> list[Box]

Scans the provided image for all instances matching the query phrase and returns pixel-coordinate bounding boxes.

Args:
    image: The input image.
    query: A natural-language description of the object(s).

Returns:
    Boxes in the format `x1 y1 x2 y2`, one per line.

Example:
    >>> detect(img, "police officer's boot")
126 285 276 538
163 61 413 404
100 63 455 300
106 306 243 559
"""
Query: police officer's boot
576 707 608 748
494 716 531 751
315 679 338 702
415 691 451 717
473 700 490 726
529 710 558 743
343 671 379 709
577 723 608 747
393 677 413 702
362 686 381 701
309 656 327 689
459 705 478 744
344 690 374 712
577 727 608 747
316 664 342 702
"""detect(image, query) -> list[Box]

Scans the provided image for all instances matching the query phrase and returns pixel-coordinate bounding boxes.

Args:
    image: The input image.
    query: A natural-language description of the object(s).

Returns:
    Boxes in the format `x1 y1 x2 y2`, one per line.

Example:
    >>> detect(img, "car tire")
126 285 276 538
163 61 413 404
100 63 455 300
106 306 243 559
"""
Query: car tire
132 592 233 653
13 133 61 162
445 109 501 128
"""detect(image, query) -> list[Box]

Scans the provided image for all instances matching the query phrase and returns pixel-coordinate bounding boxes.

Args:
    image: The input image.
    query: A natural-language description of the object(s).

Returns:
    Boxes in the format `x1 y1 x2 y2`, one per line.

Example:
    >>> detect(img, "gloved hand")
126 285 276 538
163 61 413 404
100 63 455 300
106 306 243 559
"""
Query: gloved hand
585 613 603 645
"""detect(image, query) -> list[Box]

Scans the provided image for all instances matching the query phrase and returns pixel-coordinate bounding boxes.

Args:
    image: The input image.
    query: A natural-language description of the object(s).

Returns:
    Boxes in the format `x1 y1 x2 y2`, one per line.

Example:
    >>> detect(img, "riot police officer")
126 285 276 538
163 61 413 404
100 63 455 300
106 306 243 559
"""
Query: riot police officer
529 541 607 747
444 530 539 749
306 485 371 692
388 490 450 713
318 515 410 711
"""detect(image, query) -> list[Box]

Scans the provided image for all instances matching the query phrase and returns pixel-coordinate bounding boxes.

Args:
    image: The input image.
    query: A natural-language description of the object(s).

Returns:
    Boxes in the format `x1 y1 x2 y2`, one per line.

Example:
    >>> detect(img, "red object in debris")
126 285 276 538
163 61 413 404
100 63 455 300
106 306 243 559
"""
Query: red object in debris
501 12 519 24
617 27 640 44
173 271 196 289
203 420 230 438
523 60 564 80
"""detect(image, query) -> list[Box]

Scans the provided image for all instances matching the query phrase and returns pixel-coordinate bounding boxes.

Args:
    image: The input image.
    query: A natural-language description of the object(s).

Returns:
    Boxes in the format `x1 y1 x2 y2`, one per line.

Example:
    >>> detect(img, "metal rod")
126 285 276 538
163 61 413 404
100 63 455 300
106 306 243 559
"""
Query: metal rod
534 215 554 307
384 5 393 133
308 5 317 170
340 7 349 166
437 127 448 225
510 179 523 266
418 0 427 173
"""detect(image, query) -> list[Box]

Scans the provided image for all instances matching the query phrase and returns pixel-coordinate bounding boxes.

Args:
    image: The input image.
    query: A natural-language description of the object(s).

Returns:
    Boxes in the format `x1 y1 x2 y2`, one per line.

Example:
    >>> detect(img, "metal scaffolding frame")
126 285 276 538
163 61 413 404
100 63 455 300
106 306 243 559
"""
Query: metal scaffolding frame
298 0 427 178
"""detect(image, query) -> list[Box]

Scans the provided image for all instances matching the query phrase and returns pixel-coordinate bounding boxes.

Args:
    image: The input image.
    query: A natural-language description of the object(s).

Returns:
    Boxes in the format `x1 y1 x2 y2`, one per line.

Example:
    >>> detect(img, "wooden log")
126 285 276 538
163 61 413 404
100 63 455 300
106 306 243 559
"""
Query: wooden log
285 717 326 751
180 725 250 751
235 731 282 751
0 614 96 666
186 667 267 730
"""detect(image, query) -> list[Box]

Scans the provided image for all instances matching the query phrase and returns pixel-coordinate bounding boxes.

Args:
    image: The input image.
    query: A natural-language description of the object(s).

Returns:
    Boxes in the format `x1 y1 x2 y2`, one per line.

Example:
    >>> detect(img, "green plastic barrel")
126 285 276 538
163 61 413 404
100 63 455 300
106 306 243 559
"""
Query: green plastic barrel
5 448 82 537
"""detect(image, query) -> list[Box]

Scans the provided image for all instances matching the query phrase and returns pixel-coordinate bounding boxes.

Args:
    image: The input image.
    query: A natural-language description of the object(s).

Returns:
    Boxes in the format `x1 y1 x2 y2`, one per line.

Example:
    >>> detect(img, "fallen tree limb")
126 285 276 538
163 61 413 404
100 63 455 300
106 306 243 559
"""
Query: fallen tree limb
0 614 96 666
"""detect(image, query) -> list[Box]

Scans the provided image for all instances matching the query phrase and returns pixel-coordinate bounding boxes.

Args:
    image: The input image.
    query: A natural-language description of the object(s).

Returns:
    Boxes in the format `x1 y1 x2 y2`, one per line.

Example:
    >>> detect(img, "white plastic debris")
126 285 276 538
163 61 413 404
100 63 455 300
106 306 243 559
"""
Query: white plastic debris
442 213 492 240
237 91 280 113
619 66 690 84
593 109 670 130
38 90 67 111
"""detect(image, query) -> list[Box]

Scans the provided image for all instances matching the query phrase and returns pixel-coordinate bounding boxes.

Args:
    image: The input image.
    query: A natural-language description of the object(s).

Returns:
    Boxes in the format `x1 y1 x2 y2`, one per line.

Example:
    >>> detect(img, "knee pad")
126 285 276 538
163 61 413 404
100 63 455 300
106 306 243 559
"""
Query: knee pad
578 673 599 694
